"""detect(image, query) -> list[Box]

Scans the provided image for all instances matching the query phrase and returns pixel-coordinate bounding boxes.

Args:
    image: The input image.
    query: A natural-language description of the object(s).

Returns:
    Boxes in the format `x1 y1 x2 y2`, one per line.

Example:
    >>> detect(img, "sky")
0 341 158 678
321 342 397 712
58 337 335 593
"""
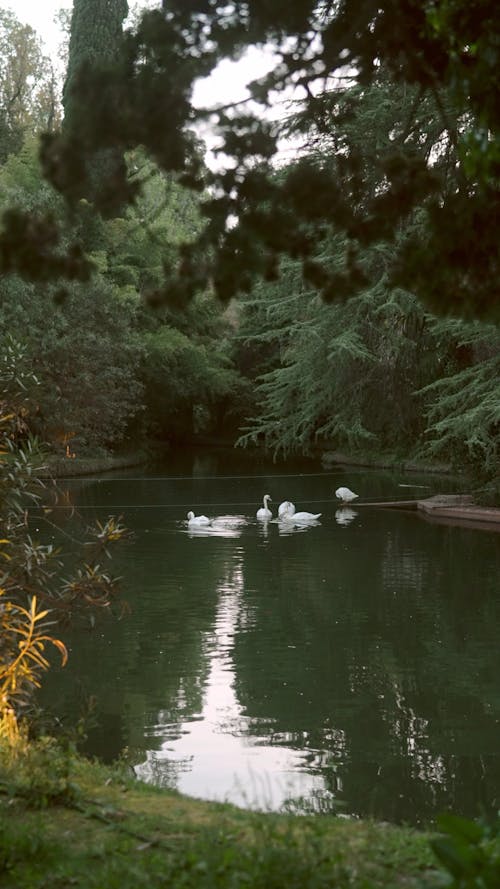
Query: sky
3 0 67 53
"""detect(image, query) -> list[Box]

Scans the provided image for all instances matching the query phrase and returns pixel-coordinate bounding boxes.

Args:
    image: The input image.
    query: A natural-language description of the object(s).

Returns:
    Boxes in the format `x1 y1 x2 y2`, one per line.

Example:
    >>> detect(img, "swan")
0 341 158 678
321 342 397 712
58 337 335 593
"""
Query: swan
280 502 321 523
335 486 359 504
256 494 272 520
187 510 211 527
278 500 295 518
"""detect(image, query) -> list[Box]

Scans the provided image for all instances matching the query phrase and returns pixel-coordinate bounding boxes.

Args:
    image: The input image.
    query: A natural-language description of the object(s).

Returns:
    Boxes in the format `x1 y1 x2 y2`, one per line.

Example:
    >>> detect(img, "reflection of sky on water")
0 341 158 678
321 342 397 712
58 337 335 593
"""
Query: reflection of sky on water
135 566 327 811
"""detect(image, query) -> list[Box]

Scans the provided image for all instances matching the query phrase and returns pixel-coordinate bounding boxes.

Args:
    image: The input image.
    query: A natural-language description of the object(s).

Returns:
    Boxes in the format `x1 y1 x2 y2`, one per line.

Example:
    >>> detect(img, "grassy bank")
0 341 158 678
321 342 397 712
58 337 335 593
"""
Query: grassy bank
0 742 451 889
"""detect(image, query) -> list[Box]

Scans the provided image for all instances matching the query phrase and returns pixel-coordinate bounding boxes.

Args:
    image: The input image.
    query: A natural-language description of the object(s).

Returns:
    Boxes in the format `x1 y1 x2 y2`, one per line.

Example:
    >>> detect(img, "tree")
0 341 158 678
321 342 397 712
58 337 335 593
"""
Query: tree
64 0 129 115
0 136 247 451
236 254 500 472
33 0 498 321
0 140 144 451
140 311 249 442
418 320 500 475
232 75 499 470
62 0 130 211
0 9 59 163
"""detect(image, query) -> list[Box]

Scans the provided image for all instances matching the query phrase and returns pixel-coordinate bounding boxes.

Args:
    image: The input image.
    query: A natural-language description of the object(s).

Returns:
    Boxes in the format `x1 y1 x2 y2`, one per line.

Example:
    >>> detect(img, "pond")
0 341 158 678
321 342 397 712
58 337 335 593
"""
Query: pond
40 448 500 826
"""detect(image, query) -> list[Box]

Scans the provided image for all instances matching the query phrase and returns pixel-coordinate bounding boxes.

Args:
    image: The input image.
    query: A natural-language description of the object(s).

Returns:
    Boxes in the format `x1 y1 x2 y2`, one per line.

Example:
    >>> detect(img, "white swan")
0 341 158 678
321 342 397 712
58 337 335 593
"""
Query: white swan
280 502 321 523
278 500 295 518
187 510 211 527
335 486 359 504
256 494 272 520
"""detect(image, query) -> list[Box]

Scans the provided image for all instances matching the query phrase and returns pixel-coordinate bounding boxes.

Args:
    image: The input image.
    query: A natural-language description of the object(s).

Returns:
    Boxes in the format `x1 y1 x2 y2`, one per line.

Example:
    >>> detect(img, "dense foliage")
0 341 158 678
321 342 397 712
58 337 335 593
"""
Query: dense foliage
28 0 499 321
0 130 245 453
0 3 497 473
0 339 130 745
236 259 500 471
234 74 499 471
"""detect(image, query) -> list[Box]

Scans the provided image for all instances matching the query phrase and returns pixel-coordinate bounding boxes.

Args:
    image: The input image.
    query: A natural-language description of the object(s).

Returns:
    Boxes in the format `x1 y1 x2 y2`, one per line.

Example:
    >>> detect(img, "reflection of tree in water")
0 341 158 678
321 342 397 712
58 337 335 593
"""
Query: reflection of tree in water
137 750 194 789
42 515 242 764
231 516 500 822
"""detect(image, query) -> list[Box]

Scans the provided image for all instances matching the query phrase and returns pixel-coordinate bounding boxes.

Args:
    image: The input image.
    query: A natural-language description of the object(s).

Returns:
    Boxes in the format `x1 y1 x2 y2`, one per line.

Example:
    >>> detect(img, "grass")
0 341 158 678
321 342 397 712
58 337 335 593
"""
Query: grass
0 740 444 889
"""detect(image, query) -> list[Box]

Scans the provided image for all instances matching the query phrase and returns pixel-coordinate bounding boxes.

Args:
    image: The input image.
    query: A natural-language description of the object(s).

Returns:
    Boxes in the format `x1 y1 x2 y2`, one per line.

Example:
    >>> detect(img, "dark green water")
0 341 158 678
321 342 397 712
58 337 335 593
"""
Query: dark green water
41 449 500 825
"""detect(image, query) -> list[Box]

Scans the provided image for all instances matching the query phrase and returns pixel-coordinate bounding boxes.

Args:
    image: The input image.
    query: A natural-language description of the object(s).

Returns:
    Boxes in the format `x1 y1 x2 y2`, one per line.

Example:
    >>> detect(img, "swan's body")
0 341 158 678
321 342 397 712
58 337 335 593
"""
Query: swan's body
278 500 295 518
256 494 272 520
335 486 359 504
187 510 211 527
284 511 322 523
280 503 321 523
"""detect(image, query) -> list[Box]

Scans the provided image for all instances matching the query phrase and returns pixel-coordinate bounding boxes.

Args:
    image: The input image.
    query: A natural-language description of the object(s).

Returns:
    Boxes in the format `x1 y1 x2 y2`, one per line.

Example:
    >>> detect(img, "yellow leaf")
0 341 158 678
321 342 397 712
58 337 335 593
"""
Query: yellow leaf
51 639 68 667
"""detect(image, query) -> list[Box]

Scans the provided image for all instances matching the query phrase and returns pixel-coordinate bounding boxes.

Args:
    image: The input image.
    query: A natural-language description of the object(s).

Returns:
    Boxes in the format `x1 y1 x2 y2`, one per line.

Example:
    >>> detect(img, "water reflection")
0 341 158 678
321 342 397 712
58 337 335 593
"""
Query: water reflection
276 519 321 536
257 519 271 542
41 453 500 825
185 515 247 538
135 563 326 810
335 507 358 526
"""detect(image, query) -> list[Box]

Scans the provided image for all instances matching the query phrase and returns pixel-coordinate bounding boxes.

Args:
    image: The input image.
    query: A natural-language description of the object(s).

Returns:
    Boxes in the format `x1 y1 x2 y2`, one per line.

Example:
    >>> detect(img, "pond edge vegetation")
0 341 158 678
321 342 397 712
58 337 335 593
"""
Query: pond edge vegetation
0 742 435 889
2 739 500 889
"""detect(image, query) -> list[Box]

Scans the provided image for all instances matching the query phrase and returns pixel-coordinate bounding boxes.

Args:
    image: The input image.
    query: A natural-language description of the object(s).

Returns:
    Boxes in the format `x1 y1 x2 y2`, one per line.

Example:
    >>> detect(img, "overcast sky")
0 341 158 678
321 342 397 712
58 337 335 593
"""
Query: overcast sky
4 0 67 51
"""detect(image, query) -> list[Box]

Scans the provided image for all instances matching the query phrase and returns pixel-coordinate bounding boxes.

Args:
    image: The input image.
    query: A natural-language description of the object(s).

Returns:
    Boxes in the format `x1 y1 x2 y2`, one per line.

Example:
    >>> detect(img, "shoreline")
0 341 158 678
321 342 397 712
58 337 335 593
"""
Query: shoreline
41 444 499 529
0 745 443 889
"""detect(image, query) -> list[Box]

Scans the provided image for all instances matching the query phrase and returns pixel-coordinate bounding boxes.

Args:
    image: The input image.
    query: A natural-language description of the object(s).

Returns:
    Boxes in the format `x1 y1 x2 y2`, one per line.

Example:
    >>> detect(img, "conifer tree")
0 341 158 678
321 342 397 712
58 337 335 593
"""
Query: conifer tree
62 0 129 212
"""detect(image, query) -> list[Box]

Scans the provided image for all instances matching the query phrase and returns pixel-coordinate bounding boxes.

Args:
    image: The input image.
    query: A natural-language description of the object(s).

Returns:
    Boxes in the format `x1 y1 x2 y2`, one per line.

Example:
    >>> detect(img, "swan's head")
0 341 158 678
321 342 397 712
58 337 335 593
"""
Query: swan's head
264 494 272 503
187 511 195 520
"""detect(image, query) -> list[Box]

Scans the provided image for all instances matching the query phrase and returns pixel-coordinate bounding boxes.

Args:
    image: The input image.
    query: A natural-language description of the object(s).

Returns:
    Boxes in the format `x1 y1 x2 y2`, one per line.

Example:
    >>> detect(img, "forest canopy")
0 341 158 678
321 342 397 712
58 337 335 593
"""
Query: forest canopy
0 0 497 322
0 1 498 473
